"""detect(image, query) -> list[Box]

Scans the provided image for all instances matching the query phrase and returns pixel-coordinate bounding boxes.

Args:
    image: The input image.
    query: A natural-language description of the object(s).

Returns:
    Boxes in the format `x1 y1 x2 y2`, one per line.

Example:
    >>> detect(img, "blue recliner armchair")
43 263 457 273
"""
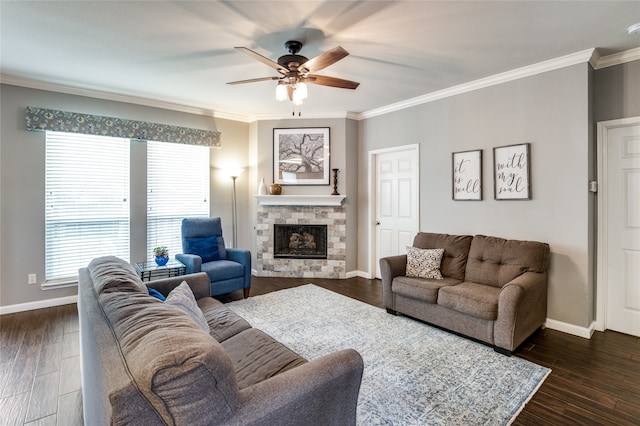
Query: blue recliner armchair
176 217 251 298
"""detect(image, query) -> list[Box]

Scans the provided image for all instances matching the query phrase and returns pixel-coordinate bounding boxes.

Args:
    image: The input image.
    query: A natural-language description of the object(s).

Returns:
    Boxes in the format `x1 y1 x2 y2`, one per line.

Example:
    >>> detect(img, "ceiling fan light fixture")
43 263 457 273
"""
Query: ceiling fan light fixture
275 81 288 101
295 82 308 101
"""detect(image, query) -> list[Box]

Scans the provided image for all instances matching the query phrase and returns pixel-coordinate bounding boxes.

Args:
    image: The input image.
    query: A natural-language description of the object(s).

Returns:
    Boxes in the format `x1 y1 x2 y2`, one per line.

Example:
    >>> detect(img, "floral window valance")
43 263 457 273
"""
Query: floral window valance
25 106 221 147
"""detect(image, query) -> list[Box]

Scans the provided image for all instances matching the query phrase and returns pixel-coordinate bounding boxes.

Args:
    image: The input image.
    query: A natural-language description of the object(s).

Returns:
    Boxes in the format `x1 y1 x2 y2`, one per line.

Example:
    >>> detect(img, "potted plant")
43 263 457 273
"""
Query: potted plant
153 246 169 266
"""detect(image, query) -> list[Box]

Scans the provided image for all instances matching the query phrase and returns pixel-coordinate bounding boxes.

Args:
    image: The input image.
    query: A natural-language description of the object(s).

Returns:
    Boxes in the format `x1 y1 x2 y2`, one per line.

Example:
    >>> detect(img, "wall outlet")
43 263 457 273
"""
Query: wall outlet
28 273 37 284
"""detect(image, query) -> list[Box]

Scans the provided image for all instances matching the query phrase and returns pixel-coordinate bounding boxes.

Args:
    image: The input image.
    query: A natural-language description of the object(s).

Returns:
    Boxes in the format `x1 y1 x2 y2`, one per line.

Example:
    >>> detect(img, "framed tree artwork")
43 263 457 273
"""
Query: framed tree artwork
273 127 330 185
493 143 531 200
452 149 483 200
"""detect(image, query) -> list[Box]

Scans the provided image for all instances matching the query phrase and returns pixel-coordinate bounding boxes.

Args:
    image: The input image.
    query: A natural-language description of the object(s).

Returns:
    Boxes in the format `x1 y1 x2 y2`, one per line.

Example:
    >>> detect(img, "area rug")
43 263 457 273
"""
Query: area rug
227 284 550 425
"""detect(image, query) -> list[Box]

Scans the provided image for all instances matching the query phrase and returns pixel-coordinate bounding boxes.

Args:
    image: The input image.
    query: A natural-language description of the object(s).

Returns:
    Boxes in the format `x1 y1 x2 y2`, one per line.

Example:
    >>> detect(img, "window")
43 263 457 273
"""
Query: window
147 141 210 260
45 131 130 281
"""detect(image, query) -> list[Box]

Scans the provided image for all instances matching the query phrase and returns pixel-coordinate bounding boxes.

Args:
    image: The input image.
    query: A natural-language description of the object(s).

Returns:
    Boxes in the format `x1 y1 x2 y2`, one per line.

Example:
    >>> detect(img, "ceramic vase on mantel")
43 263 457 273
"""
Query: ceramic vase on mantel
269 183 282 195
258 178 267 195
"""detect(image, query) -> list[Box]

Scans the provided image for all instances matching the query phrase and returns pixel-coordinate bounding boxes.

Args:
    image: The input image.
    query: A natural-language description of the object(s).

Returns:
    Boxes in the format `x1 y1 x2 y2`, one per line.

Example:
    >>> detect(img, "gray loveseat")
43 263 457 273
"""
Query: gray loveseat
380 233 550 354
78 256 364 425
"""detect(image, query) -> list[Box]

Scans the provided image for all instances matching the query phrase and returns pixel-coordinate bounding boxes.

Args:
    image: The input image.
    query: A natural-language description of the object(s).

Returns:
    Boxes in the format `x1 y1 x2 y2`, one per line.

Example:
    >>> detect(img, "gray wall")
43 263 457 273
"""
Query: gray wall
594 60 640 122
0 84 250 307
358 64 593 327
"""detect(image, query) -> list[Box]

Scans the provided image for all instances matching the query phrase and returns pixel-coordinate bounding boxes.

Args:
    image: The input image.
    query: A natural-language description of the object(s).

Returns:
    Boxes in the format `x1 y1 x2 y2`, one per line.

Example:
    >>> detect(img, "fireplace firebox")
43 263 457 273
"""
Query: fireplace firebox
273 224 328 259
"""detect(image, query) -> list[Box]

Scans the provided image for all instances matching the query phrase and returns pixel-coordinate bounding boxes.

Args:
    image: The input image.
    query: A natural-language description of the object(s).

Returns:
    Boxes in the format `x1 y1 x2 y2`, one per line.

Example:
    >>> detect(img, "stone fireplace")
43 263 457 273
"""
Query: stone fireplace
255 195 346 278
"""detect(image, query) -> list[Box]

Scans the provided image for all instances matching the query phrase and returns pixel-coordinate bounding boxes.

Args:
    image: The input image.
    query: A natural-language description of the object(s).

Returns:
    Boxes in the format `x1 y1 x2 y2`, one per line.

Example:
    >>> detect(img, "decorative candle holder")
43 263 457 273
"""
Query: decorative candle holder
331 168 340 195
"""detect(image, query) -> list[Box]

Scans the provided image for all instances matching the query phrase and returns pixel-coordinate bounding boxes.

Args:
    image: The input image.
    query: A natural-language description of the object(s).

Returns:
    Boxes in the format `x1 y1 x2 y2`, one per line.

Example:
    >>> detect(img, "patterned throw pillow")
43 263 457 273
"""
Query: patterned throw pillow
405 247 445 280
165 281 209 332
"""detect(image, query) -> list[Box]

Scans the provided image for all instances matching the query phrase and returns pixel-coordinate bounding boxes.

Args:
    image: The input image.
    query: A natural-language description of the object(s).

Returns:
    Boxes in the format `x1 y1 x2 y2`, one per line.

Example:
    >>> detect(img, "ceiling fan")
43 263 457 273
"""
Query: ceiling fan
227 40 360 107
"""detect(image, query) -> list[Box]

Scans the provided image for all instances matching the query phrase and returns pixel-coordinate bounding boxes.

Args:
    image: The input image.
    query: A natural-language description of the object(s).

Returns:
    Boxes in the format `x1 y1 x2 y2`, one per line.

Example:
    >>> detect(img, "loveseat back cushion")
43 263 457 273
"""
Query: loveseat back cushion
88 256 148 295
99 291 239 424
412 233 473 280
465 235 550 287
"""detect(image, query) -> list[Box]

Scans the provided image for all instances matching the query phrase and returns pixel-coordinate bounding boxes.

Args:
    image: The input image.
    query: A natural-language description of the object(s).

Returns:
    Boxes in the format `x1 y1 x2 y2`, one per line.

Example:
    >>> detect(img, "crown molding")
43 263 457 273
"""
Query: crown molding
0 74 253 123
358 49 596 120
592 47 640 70
250 110 359 122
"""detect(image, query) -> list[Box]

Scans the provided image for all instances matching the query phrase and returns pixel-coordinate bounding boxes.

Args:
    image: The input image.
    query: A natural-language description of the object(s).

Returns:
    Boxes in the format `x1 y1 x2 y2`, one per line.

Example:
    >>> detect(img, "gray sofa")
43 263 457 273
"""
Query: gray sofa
78 256 364 425
380 233 550 354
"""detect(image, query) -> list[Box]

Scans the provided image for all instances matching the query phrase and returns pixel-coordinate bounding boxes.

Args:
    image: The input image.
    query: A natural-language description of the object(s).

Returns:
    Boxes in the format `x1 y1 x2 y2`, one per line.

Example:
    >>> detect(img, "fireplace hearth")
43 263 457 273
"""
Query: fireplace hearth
274 224 328 259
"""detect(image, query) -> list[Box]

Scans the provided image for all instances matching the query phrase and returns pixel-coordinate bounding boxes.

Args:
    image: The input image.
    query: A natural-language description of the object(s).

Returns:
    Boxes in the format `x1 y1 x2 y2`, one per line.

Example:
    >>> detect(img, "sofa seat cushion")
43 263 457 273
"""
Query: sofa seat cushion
197 297 252 342
437 282 501 320
392 276 462 304
201 259 244 281
221 328 307 390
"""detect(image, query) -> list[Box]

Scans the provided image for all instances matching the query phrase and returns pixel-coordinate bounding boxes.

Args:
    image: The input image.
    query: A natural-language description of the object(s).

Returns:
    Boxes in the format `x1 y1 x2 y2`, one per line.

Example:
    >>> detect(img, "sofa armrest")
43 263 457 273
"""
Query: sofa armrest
175 253 202 274
234 348 364 426
146 272 211 299
494 271 548 352
379 254 407 309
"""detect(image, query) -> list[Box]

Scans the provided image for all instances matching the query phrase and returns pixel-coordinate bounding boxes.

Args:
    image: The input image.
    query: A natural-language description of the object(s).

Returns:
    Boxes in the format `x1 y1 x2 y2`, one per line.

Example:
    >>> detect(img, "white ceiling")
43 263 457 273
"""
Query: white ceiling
1 1 639 120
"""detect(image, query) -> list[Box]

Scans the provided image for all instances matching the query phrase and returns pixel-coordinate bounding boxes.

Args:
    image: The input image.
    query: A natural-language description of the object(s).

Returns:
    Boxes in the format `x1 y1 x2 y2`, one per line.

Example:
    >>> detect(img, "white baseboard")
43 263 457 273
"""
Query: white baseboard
544 318 596 339
0 295 78 315
346 270 372 279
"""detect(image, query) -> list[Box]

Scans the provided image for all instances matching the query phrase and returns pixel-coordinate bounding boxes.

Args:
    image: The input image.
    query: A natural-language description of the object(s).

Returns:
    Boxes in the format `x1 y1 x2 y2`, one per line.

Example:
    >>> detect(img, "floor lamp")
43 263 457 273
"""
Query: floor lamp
229 169 244 248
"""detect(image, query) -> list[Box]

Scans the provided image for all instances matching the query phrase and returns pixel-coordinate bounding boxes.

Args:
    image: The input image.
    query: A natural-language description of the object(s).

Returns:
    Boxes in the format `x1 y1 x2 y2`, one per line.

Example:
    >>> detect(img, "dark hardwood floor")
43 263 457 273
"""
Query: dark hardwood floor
1 276 638 425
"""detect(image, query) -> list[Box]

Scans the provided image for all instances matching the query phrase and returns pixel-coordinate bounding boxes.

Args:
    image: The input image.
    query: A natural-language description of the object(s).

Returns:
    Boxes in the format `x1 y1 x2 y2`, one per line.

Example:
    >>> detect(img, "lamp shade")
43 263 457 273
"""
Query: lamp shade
275 81 288 101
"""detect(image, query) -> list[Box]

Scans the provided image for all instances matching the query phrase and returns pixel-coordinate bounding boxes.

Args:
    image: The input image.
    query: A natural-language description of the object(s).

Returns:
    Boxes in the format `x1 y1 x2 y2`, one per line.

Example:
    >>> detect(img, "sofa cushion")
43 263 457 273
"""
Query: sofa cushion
88 256 148 295
392 275 462 304
465 235 550 287
412 233 473 280
406 247 444 279
99 291 239 424
197 297 252 342
437 282 501 320
221 328 307 390
165 281 209 332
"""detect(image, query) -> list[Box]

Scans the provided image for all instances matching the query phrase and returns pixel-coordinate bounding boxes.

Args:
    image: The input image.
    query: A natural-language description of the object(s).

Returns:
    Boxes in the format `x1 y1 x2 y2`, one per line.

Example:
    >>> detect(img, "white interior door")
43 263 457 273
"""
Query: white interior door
373 145 419 279
601 120 640 337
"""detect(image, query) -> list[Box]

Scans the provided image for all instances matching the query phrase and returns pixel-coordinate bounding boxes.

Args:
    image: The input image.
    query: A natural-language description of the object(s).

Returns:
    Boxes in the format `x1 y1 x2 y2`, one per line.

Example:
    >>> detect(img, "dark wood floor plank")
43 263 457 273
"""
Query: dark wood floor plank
0 392 29 425
61 331 79 359
24 371 59 423
57 390 83 426
1 356 38 398
35 343 62 377
59 355 81 395
23 414 57 426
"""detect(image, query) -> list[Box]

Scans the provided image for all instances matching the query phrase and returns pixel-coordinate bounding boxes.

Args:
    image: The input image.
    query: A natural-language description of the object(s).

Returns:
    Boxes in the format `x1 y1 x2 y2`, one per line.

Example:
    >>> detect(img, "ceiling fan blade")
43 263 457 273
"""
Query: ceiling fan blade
227 76 280 85
301 46 349 73
307 74 360 89
235 47 288 74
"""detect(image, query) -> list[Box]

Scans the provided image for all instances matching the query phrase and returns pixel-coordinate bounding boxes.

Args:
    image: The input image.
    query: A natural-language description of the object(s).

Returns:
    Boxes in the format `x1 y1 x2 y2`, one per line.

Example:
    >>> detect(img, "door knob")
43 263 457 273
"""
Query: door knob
376 221 380 225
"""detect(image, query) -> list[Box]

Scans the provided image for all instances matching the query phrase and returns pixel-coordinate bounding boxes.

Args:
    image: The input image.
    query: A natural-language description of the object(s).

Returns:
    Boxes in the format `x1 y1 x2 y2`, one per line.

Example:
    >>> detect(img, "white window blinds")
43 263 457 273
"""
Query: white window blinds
147 141 210 261
45 131 130 281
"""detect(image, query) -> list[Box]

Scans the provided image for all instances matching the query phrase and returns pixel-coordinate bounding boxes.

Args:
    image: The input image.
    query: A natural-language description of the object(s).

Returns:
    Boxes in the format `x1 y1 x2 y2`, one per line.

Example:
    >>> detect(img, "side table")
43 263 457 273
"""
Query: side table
135 259 186 281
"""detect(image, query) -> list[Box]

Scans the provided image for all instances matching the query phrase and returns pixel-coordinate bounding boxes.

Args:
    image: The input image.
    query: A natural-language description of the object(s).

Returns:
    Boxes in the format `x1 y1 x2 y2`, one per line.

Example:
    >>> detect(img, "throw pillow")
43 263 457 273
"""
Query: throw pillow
406 247 445 280
165 281 209 332
184 235 220 263
147 287 166 301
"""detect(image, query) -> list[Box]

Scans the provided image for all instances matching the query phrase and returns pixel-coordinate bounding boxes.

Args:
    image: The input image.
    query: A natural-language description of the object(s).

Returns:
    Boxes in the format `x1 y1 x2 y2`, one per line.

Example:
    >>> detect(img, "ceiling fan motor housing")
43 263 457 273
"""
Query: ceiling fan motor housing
278 40 308 71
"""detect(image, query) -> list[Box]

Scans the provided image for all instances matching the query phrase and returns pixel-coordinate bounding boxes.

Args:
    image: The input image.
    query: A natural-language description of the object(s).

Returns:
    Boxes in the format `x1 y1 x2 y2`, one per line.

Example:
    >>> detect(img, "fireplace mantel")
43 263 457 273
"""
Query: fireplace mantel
254 195 346 207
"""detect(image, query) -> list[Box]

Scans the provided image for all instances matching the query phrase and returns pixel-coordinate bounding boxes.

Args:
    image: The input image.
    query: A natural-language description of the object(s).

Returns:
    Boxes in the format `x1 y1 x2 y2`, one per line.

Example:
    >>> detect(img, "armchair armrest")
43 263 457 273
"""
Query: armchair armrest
379 254 408 309
494 271 548 351
175 253 202 274
146 272 211 299
226 248 252 289
226 248 250 265
234 348 364 426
